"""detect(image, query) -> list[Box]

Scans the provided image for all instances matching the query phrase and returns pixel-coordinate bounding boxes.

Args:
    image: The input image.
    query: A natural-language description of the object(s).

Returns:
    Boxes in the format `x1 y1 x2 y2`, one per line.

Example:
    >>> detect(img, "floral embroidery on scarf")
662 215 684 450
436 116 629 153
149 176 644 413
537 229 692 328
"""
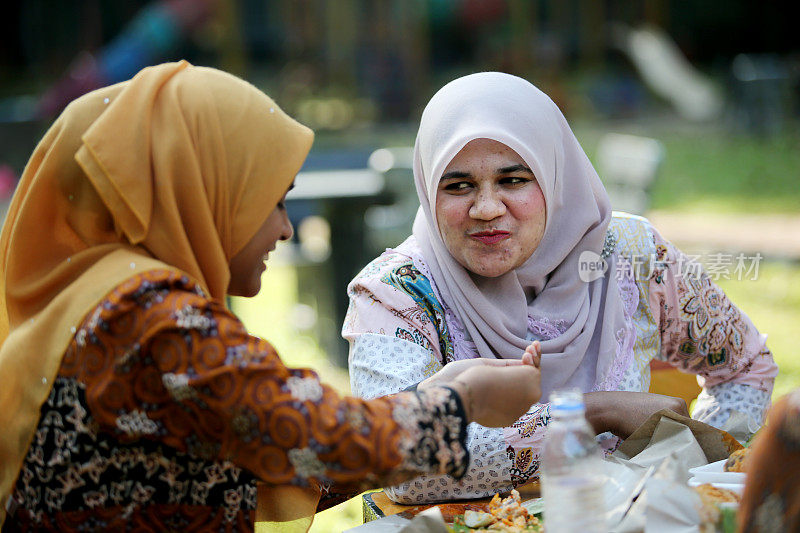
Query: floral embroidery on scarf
526 315 569 341
595 254 639 392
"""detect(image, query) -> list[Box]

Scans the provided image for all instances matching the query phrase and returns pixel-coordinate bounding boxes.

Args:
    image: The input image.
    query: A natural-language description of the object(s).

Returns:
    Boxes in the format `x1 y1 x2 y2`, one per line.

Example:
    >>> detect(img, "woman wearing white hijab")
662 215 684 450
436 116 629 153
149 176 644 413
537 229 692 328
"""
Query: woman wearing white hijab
344 72 777 503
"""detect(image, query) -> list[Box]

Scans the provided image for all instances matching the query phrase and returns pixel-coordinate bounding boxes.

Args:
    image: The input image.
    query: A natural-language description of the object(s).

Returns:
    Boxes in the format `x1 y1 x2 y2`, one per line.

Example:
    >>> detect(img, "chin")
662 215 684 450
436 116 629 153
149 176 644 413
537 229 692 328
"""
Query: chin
242 284 261 298
463 259 514 278
228 281 261 298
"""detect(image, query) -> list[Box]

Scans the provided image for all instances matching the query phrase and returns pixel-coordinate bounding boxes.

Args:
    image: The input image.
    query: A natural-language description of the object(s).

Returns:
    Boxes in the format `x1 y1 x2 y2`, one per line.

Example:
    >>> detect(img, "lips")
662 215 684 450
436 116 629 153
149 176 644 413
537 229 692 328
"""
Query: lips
469 230 510 245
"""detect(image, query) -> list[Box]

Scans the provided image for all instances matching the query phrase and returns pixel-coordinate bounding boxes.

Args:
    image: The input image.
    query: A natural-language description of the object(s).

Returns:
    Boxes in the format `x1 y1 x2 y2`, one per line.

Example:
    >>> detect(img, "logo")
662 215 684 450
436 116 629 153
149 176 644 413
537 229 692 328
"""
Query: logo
578 251 607 282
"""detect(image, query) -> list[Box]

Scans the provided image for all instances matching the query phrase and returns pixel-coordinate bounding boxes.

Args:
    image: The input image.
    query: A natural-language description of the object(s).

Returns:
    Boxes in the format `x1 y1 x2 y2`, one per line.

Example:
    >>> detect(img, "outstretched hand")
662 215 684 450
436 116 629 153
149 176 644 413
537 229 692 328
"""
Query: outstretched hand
421 340 543 427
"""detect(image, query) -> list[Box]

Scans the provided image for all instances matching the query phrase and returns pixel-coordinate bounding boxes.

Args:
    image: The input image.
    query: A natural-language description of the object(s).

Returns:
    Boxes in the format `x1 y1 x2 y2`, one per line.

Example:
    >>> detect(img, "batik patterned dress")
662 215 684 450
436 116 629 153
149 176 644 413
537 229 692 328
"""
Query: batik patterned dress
5 271 469 531
343 213 777 504
739 389 800 532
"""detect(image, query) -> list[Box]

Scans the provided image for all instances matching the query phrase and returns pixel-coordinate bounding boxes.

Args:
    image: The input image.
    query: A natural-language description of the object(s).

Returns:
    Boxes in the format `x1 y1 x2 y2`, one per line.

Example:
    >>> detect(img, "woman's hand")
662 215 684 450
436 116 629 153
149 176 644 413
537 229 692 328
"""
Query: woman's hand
431 341 543 427
418 341 542 392
584 391 689 439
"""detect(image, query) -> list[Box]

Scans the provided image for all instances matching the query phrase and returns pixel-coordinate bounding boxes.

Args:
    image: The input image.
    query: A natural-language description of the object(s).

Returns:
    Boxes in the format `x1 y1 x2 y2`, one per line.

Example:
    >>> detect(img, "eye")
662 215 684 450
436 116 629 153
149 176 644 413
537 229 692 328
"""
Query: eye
442 181 473 192
500 176 531 186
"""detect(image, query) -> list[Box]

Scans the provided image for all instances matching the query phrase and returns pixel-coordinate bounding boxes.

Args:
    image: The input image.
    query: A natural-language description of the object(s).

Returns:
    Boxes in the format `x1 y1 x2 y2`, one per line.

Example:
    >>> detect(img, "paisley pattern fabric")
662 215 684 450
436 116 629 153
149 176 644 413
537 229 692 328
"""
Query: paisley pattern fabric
5 270 469 531
344 213 777 503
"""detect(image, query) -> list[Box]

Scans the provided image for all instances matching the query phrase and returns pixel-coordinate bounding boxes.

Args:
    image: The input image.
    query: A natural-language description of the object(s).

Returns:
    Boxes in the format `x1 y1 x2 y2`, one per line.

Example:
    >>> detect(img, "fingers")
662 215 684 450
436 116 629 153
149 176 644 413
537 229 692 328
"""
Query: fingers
522 341 541 368
474 358 525 367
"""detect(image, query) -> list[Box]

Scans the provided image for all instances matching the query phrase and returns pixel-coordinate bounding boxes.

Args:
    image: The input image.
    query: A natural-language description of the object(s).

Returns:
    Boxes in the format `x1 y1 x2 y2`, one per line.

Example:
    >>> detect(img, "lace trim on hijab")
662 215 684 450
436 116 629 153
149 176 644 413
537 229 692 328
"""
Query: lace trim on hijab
593 254 639 392
527 316 569 340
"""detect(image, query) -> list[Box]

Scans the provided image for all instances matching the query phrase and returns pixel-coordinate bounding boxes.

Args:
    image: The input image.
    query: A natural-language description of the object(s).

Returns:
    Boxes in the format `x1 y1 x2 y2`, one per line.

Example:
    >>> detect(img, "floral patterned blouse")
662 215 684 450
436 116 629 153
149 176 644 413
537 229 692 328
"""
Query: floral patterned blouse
343 213 777 504
4 270 469 531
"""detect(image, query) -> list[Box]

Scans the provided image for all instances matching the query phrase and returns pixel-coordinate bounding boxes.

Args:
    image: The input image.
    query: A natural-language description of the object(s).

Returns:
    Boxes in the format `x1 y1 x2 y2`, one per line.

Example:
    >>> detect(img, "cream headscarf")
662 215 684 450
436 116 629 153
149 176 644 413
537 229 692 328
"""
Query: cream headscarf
0 61 313 523
412 72 628 401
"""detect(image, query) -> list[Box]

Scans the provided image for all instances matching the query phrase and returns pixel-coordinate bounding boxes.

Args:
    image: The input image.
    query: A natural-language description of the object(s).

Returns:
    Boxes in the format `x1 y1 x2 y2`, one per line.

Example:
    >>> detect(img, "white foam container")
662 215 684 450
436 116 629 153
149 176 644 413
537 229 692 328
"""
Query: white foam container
688 459 746 485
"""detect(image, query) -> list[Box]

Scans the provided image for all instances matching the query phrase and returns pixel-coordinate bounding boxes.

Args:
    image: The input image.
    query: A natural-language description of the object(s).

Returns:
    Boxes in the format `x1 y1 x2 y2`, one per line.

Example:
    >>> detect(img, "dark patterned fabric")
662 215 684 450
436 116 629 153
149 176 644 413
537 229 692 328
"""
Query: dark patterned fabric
4 270 469 531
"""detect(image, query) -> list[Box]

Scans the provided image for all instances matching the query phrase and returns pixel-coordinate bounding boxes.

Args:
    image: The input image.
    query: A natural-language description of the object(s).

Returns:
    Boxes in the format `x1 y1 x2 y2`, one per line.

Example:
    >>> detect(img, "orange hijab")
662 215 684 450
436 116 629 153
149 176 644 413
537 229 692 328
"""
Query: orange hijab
0 61 313 523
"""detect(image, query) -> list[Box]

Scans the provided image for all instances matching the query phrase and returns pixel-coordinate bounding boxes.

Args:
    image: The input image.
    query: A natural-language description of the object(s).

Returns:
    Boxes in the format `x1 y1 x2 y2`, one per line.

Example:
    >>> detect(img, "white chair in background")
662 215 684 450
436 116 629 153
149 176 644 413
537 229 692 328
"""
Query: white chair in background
596 132 664 215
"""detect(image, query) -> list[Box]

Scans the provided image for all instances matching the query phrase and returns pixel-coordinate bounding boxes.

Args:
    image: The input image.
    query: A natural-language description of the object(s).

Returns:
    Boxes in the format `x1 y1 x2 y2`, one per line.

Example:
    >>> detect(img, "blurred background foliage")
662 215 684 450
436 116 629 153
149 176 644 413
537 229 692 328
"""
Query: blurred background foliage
1 1 798 530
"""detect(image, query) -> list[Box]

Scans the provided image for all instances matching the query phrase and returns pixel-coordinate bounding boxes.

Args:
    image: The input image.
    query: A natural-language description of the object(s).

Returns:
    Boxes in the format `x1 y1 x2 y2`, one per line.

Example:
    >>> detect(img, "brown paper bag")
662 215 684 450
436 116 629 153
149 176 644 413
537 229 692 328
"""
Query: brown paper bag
616 409 743 463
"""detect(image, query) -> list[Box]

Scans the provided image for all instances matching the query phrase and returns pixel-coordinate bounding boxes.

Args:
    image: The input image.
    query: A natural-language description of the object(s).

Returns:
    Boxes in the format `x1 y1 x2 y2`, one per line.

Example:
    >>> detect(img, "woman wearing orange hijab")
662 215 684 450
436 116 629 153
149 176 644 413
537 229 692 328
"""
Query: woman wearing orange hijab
0 62 541 531
738 390 800 531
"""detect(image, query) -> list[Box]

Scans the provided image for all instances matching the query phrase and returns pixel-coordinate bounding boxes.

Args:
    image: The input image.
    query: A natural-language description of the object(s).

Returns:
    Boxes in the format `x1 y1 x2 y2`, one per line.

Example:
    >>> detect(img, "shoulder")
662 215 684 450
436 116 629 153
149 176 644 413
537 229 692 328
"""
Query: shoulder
607 211 657 259
108 269 214 310
89 269 231 338
350 248 418 287
349 238 439 303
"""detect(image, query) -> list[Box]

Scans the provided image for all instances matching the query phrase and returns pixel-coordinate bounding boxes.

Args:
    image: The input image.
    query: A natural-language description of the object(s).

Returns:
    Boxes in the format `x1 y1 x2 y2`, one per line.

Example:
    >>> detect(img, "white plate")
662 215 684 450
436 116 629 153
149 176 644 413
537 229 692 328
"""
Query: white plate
688 459 746 485
688 477 744 495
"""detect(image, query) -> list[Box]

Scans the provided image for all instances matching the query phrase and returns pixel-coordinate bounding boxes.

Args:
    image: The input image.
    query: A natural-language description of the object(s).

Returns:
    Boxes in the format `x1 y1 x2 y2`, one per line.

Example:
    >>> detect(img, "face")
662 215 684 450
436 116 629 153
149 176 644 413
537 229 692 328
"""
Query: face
435 138 546 278
228 189 294 297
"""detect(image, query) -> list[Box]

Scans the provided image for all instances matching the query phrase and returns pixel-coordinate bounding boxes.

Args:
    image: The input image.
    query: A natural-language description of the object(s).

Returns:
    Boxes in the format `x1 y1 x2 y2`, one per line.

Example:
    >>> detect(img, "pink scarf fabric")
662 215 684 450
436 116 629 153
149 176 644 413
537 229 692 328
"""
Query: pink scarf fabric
411 72 628 400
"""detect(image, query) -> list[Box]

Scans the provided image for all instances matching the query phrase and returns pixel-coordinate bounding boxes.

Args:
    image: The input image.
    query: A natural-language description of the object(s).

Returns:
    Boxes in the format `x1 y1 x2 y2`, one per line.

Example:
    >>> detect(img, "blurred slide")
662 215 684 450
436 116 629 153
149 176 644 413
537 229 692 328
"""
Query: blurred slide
612 24 724 121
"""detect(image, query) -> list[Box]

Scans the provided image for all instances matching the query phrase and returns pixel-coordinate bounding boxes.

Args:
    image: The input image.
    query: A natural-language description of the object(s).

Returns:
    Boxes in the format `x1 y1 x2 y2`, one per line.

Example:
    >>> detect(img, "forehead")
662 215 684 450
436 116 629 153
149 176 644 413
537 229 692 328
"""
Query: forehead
445 138 526 169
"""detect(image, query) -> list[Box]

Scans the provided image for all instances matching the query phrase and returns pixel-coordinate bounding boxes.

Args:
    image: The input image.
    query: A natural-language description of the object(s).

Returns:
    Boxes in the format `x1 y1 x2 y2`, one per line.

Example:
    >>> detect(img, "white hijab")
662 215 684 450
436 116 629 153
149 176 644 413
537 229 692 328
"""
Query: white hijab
411 72 628 399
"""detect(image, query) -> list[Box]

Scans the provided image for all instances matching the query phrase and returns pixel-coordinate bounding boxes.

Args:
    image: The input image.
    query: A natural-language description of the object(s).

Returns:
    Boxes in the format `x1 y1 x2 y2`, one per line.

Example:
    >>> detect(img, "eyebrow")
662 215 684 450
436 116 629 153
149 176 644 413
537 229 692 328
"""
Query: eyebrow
498 164 533 174
439 164 534 181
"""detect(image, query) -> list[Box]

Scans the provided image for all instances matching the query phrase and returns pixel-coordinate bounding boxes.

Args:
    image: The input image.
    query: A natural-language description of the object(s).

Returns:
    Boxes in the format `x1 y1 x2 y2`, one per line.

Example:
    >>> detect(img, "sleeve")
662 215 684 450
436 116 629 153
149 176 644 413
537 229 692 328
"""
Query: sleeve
647 228 778 435
62 274 470 494
345 268 548 503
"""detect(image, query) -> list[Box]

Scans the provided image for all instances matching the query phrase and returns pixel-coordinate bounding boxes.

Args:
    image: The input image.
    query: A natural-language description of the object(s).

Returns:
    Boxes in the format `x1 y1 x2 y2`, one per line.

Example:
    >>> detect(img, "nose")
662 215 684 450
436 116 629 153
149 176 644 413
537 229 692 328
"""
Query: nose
280 209 294 241
469 188 506 220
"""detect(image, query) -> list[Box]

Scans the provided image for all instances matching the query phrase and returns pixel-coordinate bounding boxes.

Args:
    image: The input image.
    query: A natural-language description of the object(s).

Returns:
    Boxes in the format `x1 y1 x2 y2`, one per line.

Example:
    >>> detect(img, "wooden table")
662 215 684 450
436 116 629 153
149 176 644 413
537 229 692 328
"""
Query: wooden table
362 482 541 523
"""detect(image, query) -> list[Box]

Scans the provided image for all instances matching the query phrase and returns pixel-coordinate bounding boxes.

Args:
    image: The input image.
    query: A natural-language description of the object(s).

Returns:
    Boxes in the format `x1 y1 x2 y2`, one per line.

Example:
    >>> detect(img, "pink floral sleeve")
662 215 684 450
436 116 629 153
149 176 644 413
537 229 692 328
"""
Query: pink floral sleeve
648 227 777 429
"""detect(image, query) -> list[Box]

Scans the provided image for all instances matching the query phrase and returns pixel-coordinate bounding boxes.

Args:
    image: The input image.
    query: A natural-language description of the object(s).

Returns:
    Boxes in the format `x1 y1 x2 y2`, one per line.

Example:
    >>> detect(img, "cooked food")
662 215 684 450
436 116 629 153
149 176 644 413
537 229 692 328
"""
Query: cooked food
693 483 741 531
693 483 740 505
463 510 495 528
451 489 542 532
723 447 750 473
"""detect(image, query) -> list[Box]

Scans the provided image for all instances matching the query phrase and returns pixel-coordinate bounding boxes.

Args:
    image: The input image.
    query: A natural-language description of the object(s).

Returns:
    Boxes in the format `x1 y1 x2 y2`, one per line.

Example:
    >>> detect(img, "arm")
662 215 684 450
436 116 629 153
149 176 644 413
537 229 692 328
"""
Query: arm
63 271 470 494
647 229 778 436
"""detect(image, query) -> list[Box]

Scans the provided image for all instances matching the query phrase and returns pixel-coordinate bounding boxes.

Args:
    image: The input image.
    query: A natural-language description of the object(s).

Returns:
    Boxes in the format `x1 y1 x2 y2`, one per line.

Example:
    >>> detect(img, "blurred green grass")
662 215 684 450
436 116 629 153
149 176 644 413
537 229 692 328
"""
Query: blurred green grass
232 261 365 533
651 133 800 214
716 261 800 400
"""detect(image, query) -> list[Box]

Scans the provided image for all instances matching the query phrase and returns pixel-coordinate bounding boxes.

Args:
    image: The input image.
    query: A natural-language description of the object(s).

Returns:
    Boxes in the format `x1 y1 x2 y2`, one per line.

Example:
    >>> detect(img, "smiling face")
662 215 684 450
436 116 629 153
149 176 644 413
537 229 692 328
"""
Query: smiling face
435 138 546 278
227 189 294 297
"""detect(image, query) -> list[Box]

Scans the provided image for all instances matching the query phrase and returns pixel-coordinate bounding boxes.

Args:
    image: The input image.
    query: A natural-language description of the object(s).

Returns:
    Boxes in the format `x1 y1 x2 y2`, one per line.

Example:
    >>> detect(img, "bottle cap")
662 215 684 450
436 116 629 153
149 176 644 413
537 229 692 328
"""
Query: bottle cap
550 388 585 413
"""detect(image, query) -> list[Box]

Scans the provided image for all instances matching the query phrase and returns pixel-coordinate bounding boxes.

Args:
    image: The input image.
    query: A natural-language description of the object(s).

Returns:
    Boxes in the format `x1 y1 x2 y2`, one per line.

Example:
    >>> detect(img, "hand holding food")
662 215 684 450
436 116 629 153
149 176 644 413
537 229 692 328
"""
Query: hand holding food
419 356 534 392
449 362 541 427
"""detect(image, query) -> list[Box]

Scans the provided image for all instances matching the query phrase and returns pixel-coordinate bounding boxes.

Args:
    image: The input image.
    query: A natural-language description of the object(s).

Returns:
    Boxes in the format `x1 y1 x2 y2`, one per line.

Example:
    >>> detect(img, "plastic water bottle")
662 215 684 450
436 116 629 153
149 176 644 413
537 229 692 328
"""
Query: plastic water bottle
541 389 606 532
